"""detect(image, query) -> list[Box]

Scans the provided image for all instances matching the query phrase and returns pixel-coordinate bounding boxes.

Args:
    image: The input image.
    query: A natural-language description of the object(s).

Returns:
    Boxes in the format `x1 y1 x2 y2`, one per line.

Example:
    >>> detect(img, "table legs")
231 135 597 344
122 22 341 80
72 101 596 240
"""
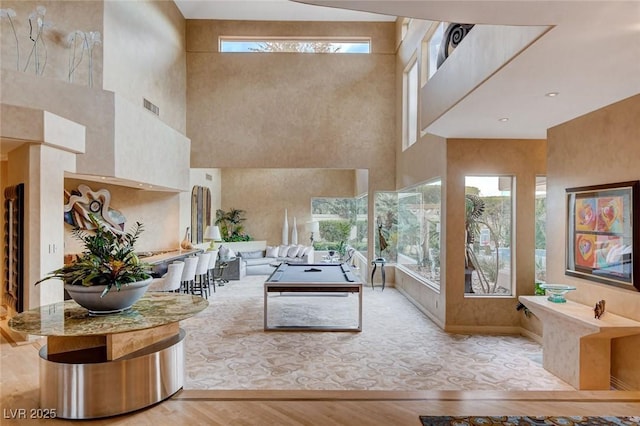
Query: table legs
370 260 386 290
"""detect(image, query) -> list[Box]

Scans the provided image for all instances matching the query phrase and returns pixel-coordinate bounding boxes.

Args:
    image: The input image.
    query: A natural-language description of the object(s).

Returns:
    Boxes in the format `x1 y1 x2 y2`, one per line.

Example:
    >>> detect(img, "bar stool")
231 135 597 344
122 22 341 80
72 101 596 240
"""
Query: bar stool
147 261 184 292
180 256 199 294
192 252 211 298
205 250 218 295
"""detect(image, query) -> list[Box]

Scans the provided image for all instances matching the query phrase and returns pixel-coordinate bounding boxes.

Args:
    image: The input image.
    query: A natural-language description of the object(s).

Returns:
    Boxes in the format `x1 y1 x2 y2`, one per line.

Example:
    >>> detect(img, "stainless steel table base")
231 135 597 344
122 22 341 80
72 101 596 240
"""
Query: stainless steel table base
39 329 185 419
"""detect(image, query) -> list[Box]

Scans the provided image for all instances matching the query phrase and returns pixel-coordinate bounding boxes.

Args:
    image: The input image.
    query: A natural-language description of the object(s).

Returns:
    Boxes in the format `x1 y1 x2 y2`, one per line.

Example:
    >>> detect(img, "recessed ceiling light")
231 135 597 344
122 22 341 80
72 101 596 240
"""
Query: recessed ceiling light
498 117 509 122
100 176 106 180
545 92 559 97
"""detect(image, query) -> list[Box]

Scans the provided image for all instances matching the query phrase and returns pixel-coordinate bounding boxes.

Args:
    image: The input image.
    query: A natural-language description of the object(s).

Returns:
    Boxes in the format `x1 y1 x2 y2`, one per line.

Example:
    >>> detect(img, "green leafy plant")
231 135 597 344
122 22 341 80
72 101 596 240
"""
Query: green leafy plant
36 215 151 297
215 208 252 242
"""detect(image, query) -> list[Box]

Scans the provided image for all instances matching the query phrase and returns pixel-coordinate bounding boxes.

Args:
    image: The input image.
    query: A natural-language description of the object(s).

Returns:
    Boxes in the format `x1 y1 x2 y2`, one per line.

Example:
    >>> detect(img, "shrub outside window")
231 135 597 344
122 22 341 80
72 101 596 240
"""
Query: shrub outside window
535 176 547 286
311 198 356 251
465 176 514 296
397 179 442 288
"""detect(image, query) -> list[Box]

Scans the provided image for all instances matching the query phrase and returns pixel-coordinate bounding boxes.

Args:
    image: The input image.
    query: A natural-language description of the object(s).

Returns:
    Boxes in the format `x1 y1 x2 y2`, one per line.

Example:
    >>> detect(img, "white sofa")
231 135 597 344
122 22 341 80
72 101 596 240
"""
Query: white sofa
234 244 315 275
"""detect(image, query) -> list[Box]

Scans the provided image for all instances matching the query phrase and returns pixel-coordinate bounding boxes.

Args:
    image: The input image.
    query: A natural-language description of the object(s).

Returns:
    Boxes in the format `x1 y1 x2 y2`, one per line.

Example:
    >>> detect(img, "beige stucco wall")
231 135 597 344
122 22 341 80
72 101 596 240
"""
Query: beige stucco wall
547 94 640 389
187 52 395 189
445 138 545 332
221 168 355 245
186 20 396 259
186 21 395 186
103 0 186 133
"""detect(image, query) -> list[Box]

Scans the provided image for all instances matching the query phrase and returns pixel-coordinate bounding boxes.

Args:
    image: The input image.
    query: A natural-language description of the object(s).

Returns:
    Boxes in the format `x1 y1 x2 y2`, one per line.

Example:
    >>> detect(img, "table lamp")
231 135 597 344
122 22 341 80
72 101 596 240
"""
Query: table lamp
204 225 222 250
306 221 320 245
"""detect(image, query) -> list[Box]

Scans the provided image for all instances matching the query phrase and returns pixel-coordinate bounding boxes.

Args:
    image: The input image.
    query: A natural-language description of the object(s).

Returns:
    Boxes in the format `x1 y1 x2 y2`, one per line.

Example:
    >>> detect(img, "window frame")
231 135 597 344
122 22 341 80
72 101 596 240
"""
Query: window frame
402 53 419 151
395 178 443 290
219 36 372 54
464 175 516 298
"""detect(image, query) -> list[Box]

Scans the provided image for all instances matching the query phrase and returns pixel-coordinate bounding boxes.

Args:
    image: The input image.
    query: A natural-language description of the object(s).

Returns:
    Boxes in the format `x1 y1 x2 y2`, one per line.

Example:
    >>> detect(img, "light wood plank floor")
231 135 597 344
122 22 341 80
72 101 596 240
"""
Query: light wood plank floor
1 330 639 425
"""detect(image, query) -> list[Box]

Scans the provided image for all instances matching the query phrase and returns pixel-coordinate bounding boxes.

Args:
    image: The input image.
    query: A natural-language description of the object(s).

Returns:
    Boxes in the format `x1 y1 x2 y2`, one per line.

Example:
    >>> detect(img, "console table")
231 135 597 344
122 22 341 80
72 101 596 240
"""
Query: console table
519 295 640 390
8 293 208 419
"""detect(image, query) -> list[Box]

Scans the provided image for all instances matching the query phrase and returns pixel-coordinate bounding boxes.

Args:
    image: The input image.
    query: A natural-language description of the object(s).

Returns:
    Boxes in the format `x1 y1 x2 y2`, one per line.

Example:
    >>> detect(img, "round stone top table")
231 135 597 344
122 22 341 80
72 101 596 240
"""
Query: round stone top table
8 293 208 420
9 293 208 337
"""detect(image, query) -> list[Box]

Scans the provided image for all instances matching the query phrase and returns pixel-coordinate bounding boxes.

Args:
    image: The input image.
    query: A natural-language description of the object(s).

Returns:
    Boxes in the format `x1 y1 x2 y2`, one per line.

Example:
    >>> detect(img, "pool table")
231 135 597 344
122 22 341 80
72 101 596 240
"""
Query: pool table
264 263 363 331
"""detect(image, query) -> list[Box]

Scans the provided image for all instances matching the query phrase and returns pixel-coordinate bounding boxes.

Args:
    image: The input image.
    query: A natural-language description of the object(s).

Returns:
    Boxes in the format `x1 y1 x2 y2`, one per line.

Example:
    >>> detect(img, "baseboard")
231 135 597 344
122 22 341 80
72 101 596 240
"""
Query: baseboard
394 287 445 330
444 324 522 335
610 376 635 391
519 327 542 344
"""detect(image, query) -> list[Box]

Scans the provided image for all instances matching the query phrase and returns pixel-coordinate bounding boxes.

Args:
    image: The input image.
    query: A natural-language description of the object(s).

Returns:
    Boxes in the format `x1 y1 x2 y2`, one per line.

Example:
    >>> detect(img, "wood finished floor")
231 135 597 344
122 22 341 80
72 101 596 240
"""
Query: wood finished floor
1 329 639 425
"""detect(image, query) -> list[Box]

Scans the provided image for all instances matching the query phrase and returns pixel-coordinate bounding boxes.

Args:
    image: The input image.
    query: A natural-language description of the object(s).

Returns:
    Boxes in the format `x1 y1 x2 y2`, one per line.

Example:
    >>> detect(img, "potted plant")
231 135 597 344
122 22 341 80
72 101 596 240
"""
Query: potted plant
36 214 152 315
214 208 252 242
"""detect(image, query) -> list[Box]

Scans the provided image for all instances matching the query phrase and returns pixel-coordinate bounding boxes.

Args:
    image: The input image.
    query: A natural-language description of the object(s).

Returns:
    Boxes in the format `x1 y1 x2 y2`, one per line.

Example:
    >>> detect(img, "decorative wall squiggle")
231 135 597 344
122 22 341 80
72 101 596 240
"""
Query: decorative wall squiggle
437 23 475 69
64 184 126 233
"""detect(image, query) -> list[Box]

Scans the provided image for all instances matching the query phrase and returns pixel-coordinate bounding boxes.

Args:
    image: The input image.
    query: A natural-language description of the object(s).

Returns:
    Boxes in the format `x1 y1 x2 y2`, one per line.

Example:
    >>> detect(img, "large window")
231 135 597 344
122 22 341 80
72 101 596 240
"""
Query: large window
355 194 368 256
465 176 514 296
311 198 356 251
374 192 398 262
397 179 442 288
535 176 547 285
403 56 419 150
220 37 371 53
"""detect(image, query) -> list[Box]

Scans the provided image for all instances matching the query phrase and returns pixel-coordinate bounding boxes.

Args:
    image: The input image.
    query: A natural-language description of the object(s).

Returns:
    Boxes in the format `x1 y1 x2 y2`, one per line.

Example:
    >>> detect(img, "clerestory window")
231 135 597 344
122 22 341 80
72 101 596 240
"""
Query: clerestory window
219 37 371 53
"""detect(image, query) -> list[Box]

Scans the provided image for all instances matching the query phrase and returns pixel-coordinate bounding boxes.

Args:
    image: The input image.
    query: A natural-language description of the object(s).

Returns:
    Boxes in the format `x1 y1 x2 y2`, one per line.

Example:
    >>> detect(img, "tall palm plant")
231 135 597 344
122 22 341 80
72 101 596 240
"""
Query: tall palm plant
215 208 249 241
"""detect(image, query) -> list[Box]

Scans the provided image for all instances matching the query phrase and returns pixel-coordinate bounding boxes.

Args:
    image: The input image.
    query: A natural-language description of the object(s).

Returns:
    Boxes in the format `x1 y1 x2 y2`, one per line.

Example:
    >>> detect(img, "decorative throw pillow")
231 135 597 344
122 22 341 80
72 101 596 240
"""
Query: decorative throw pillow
287 245 301 258
299 246 310 257
240 250 264 259
266 246 279 258
218 245 229 259
278 245 290 257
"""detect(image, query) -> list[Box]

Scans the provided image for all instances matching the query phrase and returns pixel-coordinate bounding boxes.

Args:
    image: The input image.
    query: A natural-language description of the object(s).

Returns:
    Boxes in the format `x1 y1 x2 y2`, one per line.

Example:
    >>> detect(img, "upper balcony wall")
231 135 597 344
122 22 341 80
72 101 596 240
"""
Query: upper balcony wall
1 70 189 192
103 0 187 134
421 24 549 133
1 70 116 177
113 94 190 191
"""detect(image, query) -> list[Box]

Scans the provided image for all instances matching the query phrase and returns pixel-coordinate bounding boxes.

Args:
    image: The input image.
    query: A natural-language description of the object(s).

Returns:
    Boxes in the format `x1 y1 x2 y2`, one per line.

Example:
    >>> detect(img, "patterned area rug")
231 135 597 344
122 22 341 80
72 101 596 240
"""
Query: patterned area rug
182 276 574 391
419 416 640 425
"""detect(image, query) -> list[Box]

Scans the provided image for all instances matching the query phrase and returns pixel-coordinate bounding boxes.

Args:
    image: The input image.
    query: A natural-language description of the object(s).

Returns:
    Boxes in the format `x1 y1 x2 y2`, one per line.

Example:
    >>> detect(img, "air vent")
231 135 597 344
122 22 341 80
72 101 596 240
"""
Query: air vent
143 98 159 116
205 173 213 181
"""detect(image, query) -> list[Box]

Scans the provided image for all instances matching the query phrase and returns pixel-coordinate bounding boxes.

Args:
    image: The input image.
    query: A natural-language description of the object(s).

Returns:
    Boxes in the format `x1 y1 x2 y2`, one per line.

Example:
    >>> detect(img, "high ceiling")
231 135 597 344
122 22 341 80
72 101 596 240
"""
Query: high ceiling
174 0 395 21
174 0 640 140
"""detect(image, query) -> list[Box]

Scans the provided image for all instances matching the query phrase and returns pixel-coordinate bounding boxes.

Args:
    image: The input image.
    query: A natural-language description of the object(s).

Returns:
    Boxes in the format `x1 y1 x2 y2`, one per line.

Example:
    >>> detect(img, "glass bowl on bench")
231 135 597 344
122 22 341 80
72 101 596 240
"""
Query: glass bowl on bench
538 284 577 303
